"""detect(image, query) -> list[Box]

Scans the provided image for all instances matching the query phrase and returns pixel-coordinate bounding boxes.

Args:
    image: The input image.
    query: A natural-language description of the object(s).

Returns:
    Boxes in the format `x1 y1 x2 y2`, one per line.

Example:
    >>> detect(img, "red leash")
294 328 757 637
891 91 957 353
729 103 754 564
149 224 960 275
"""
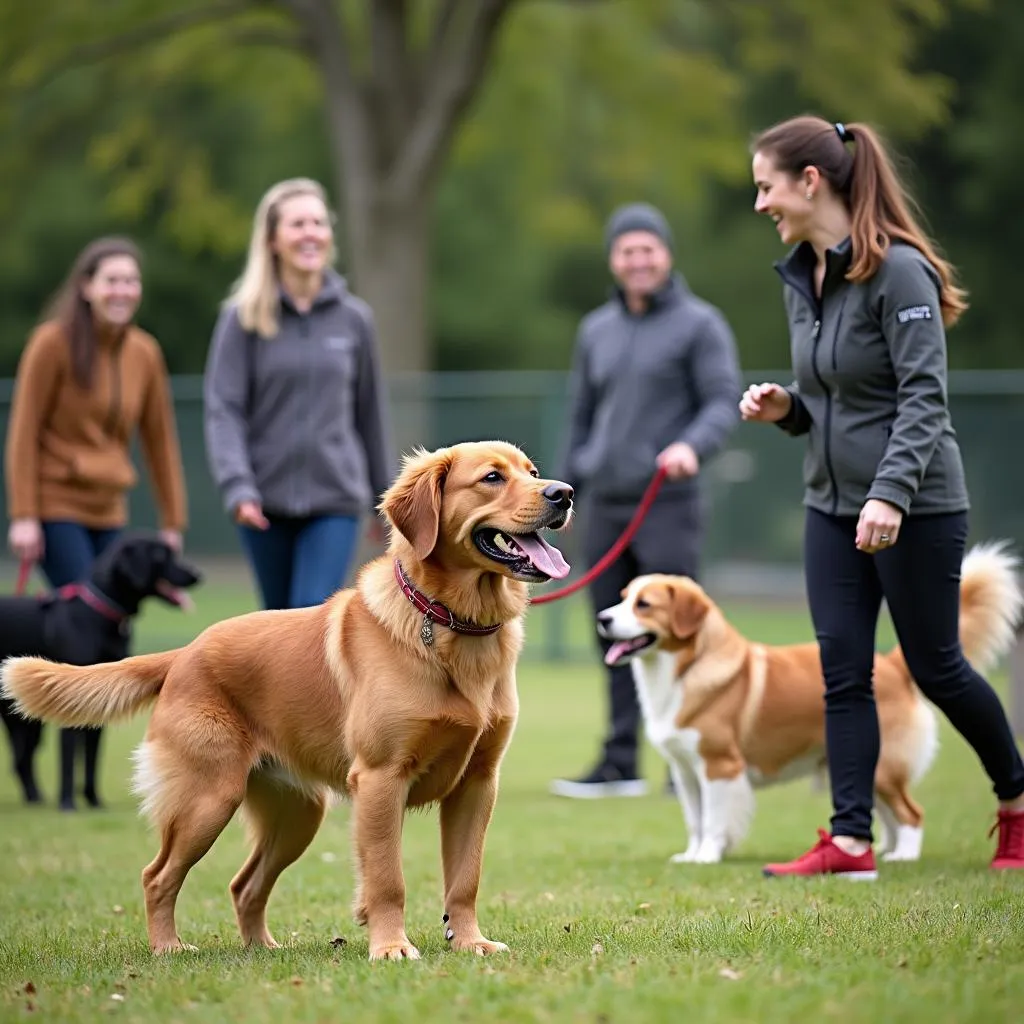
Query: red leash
14 557 33 596
530 467 668 606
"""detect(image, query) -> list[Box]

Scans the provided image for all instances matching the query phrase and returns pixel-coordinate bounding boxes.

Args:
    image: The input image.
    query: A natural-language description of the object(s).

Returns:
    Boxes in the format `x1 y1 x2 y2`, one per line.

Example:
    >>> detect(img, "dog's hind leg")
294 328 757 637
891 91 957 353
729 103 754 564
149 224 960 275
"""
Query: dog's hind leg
874 797 900 857
138 741 250 954
230 768 328 948
874 782 924 862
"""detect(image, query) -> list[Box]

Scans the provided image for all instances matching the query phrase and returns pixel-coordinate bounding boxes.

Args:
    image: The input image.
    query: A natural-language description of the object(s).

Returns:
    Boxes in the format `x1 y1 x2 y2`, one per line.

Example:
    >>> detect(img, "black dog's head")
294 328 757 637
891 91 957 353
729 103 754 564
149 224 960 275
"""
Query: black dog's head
89 532 203 615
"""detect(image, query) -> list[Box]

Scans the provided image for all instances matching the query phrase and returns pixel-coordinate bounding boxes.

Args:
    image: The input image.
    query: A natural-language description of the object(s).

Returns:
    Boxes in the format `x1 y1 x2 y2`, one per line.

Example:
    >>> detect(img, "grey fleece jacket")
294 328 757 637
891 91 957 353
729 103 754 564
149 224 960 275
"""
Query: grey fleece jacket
203 269 395 519
560 274 742 504
775 238 968 517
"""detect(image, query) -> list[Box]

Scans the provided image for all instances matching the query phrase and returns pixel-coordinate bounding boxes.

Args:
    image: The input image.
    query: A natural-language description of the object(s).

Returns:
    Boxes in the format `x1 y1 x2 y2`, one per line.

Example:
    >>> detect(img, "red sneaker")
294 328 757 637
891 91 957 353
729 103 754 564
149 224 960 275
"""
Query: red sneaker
763 829 878 880
990 809 1024 869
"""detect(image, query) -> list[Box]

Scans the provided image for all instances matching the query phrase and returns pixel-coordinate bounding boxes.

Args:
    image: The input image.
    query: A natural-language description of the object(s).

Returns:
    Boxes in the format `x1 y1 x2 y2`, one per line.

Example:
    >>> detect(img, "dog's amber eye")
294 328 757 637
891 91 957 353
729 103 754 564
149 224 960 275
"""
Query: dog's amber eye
481 471 505 484
635 598 651 610
529 468 539 478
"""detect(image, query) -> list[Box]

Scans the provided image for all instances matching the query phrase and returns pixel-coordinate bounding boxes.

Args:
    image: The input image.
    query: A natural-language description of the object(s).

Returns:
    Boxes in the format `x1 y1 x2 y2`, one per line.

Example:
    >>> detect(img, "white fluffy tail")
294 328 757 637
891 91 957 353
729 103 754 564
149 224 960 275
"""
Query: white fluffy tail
959 540 1024 671
908 697 940 785
0 650 177 727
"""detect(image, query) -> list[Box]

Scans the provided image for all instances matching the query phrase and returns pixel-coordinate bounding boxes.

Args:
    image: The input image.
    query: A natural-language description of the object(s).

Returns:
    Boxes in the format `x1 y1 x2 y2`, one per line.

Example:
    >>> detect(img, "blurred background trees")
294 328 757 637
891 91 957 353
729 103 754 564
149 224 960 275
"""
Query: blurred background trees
0 0 1016 376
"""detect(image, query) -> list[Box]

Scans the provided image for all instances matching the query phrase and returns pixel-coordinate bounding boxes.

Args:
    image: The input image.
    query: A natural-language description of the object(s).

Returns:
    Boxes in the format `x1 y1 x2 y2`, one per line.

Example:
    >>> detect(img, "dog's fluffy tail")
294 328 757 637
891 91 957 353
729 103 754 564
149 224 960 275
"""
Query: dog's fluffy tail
958 540 1024 671
0 649 177 727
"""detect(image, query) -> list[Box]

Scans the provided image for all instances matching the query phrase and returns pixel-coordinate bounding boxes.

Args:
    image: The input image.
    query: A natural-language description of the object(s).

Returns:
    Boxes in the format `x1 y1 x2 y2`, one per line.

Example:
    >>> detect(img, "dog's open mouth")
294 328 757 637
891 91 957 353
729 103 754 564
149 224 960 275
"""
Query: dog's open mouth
155 579 194 611
473 527 571 582
604 634 657 666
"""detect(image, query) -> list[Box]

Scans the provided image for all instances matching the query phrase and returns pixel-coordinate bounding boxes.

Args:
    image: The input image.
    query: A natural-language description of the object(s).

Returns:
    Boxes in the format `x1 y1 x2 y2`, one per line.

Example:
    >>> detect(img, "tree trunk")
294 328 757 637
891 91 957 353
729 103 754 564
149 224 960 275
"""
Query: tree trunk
344 190 432 379
299 0 515 380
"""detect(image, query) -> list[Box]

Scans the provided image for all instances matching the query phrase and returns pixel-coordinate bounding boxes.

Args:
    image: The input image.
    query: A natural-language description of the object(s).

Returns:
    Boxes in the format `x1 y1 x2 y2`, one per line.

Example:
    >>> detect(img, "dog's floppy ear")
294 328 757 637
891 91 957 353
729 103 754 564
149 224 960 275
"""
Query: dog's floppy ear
379 449 452 560
667 582 710 640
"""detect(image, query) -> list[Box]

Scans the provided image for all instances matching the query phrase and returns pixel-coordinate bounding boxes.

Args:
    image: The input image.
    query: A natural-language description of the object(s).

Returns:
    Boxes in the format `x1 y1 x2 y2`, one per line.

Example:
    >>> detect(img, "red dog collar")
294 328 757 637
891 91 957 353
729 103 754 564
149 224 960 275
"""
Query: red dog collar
393 560 502 646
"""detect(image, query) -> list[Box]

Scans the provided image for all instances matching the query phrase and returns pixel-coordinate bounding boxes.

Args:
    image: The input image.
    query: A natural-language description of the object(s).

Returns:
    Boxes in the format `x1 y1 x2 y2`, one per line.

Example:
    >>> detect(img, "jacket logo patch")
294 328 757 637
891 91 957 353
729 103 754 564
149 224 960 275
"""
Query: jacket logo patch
896 305 932 324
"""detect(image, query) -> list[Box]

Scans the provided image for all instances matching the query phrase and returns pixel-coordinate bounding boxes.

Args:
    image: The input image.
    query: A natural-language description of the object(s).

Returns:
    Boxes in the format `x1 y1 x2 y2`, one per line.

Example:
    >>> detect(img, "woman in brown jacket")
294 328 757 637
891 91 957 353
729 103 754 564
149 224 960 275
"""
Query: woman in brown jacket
4 236 188 810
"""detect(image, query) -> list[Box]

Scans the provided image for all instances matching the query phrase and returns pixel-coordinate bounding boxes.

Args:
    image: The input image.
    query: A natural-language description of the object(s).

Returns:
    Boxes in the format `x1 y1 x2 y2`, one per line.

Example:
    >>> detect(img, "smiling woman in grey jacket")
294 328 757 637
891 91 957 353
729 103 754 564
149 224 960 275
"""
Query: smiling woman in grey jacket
741 115 1024 878
203 178 394 610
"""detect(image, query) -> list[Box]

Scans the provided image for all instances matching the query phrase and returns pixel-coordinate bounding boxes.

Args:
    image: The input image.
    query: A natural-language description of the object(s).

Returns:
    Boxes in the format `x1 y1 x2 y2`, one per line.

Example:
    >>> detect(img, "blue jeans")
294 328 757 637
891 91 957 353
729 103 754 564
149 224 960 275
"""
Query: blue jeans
40 521 122 589
39 520 122 807
238 514 360 609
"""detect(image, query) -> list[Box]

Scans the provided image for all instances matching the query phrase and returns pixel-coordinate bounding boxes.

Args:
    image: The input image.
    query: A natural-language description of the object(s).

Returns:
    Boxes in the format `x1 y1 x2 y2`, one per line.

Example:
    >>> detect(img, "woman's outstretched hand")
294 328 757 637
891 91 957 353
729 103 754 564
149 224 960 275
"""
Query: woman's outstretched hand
739 382 792 423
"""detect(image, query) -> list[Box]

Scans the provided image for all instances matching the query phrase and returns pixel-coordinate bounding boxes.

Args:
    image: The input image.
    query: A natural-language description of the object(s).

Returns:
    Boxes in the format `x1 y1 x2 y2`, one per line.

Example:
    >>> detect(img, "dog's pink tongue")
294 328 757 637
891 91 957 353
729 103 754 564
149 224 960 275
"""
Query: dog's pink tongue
516 533 571 580
604 641 631 666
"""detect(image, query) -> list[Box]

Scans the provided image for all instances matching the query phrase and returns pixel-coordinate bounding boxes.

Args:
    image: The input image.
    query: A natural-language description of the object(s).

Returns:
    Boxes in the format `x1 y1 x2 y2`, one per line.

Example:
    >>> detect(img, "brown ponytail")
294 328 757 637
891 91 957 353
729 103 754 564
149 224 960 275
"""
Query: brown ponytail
752 115 967 327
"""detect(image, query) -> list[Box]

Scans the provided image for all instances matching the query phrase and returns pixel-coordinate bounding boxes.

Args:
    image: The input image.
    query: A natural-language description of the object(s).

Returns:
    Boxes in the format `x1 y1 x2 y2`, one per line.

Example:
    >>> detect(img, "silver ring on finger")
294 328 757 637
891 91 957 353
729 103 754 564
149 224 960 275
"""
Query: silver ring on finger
879 533 891 543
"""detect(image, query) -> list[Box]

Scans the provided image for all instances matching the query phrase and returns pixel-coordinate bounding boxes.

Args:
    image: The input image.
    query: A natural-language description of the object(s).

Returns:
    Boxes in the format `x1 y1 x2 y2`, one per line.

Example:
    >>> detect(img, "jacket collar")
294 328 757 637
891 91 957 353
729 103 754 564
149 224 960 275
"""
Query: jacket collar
611 272 689 317
774 237 853 308
278 267 348 316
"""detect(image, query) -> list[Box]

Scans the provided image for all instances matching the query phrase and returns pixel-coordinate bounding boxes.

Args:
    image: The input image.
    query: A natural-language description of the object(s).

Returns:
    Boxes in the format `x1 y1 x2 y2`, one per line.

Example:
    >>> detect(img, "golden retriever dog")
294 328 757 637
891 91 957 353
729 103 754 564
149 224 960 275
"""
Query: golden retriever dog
596 542 1022 866
1 441 573 960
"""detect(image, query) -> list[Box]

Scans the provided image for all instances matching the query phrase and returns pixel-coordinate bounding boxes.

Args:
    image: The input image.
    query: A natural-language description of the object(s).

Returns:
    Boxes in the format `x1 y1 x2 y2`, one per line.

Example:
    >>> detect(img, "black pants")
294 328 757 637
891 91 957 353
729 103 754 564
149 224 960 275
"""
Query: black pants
585 496 703 774
805 508 1024 840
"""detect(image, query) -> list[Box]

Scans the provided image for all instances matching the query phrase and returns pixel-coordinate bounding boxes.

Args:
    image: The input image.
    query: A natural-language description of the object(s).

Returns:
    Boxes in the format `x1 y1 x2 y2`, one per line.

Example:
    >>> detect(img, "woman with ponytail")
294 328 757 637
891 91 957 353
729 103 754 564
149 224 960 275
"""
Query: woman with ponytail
740 115 1024 877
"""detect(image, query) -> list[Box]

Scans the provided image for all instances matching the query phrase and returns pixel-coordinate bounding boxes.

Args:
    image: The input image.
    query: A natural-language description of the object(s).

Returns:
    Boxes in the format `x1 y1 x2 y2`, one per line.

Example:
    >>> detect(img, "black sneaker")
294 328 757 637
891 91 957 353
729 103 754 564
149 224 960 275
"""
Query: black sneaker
549 763 648 799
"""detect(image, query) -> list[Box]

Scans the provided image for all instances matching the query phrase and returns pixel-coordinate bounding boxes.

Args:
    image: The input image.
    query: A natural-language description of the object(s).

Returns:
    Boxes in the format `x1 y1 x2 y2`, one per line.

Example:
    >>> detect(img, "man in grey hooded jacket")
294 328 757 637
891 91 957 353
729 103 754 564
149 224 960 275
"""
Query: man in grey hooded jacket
550 202 742 798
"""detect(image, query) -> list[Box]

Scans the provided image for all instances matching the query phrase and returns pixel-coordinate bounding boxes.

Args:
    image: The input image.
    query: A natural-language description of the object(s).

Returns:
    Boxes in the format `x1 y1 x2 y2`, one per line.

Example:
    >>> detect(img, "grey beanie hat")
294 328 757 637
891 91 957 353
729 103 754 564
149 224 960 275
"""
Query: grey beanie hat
604 202 674 254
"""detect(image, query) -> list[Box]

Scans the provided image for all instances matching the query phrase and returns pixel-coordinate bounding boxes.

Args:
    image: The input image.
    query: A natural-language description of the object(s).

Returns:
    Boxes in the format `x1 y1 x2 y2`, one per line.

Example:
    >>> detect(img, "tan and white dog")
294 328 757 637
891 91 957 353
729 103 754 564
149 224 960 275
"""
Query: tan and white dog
596 542 1023 865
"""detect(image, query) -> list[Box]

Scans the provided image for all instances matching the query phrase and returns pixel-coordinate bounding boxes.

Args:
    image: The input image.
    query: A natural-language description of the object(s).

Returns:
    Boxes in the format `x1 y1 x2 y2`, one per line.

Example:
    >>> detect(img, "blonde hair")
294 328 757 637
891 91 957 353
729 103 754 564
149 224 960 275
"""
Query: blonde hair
752 115 967 327
226 178 337 339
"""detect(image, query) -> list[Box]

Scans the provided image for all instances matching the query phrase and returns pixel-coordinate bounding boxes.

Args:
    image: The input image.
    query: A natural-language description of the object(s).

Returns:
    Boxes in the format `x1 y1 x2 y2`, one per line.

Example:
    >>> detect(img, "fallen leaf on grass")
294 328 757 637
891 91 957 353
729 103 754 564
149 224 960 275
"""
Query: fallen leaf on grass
23 982 36 995
111 906 124 915
591 942 604 957
290 977 304 987
330 936 347 948
110 993 125 1002
719 967 742 981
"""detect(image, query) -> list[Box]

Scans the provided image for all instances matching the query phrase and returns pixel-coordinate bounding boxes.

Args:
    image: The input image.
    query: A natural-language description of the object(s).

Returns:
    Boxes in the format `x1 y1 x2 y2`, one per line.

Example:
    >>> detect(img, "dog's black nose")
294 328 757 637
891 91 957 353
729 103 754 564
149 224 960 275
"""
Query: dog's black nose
597 611 613 629
543 482 574 511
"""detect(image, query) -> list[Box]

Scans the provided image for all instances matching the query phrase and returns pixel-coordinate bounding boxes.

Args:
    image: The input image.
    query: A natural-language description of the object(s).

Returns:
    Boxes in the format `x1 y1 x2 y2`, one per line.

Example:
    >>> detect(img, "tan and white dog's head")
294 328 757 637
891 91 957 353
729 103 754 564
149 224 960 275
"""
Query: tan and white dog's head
597 574 713 667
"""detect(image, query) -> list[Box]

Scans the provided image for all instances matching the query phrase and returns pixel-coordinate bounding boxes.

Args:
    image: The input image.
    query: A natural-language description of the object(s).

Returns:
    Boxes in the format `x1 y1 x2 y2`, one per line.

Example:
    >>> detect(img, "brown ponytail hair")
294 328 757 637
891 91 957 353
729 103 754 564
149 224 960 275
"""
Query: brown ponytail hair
751 115 967 327
43 237 143 389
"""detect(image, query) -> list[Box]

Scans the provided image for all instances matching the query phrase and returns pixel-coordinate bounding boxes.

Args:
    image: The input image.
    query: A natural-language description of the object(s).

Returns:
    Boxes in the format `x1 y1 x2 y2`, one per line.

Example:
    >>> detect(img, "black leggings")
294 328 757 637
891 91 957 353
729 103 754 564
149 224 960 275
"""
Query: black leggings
804 508 1024 840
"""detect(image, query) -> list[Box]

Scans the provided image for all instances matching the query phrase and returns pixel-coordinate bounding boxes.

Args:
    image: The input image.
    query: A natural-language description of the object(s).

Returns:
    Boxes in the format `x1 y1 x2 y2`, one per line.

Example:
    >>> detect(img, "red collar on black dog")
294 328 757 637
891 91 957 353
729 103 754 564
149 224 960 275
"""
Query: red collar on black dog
393 559 502 646
57 583 127 624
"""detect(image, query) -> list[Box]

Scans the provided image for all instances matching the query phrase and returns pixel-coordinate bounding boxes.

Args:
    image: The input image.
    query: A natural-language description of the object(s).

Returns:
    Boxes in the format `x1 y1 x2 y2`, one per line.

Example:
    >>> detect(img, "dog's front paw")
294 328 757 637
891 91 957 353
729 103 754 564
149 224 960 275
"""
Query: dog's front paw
450 935 509 956
368 939 421 961
670 841 702 863
152 939 199 955
881 849 919 863
443 913 509 955
693 840 725 864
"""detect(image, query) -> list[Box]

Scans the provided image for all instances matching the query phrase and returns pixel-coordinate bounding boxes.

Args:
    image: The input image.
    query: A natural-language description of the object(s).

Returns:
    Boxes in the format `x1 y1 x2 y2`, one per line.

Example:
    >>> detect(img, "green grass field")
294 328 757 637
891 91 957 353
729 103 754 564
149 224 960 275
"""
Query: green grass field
1 572 1023 1023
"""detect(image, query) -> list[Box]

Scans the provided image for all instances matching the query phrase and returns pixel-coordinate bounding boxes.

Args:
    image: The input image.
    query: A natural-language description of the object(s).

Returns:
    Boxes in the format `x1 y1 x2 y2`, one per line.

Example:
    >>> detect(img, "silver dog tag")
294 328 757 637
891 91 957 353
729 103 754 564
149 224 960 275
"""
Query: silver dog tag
420 614 434 647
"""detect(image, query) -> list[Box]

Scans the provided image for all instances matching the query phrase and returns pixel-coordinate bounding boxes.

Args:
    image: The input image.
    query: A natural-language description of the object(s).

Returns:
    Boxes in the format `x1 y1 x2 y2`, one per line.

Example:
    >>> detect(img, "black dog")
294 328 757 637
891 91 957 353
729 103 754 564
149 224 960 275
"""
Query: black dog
0 532 201 808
